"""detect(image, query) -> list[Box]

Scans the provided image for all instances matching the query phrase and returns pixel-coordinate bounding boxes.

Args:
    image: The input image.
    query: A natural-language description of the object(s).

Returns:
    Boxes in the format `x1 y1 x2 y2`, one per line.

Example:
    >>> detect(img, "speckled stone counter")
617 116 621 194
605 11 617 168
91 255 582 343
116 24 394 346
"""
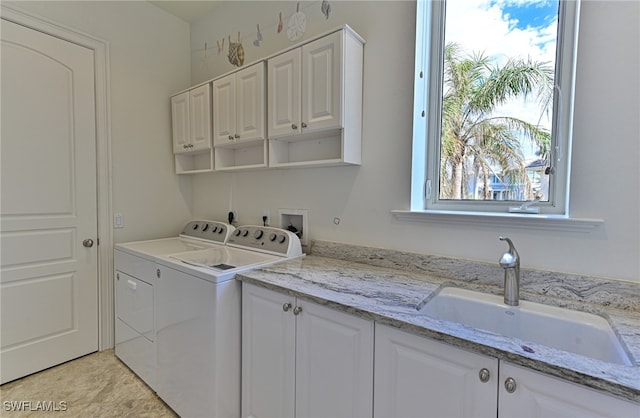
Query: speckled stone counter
236 241 640 403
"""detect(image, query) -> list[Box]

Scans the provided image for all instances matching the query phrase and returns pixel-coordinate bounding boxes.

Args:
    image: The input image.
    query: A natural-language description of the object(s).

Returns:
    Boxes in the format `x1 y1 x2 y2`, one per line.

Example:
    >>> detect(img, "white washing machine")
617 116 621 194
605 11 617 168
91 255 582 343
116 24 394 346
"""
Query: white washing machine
115 221 302 418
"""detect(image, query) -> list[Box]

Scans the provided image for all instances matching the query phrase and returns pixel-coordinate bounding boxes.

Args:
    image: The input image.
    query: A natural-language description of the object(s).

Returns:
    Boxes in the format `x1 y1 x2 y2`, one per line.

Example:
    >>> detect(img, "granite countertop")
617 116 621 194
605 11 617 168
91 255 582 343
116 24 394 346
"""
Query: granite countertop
236 241 640 404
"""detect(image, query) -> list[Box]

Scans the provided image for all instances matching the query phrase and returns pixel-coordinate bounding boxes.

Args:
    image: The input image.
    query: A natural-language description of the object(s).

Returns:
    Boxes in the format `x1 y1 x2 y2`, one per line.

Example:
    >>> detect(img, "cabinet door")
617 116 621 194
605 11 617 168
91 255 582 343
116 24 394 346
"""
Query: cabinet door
236 62 265 143
213 74 237 146
189 83 212 151
374 324 498 418
171 91 190 153
242 284 296 418
268 48 301 139
295 300 374 418
301 30 342 133
499 362 640 418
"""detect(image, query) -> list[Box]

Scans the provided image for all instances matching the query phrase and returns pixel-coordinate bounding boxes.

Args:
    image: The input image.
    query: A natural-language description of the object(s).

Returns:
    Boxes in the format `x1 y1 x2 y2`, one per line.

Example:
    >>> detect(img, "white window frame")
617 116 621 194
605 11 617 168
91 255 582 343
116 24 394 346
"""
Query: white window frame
410 0 581 217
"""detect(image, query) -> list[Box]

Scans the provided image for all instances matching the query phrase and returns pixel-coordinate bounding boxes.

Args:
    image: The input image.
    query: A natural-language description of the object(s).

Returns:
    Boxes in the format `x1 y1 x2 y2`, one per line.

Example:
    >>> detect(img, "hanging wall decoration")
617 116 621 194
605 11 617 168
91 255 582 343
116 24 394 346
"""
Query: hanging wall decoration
216 38 225 56
277 12 284 34
321 0 331 19
201 42 210 70
253 24 263 47
287 2 307 42
227 32 245 67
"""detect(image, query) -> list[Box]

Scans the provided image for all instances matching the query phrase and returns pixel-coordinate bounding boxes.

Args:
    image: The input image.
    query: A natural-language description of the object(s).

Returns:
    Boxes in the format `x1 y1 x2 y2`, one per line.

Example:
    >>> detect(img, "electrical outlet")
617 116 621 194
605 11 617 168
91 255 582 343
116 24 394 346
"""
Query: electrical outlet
228 211 237 225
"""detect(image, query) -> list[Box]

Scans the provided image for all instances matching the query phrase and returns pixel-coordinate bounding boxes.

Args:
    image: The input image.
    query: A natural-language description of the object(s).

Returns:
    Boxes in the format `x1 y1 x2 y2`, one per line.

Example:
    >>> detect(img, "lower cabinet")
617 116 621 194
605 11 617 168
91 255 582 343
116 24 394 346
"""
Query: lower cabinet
498 361 639 418
375 324 639 418
374 323 498 418
242 283 374 418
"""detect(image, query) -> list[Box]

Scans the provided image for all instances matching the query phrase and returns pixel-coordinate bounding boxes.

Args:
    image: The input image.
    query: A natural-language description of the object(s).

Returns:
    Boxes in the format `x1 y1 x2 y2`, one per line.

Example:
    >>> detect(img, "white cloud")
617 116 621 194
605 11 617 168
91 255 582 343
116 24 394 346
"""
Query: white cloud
444 0 557 131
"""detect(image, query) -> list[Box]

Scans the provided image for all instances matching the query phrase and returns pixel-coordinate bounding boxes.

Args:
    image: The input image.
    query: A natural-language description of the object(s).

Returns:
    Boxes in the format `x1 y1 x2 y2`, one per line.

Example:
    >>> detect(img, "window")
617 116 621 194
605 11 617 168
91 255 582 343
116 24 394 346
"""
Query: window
411 0 581 216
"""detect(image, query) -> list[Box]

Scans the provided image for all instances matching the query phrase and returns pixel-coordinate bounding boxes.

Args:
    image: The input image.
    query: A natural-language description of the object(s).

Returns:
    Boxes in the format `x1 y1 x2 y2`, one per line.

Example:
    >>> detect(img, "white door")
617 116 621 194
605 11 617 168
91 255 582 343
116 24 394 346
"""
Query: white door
374 324 498 418
242 284 296 418
0 19 98 384
302 31 342 133
499 362 640 418
268 48 301 139
213 75 237 146
236 62 265 143
295 300 374 418
188 84 212 151
171 91 190 153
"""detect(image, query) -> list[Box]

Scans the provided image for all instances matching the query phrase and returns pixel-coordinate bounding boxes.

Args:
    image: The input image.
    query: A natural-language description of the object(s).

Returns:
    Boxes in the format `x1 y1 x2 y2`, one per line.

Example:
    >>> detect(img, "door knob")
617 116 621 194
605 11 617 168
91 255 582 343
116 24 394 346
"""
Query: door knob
504 377 517 393
83 239 94 248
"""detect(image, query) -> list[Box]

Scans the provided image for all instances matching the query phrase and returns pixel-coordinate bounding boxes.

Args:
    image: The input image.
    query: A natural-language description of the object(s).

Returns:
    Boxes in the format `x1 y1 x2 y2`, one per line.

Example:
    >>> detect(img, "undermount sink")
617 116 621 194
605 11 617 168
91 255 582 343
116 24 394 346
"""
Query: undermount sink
418 287 632 366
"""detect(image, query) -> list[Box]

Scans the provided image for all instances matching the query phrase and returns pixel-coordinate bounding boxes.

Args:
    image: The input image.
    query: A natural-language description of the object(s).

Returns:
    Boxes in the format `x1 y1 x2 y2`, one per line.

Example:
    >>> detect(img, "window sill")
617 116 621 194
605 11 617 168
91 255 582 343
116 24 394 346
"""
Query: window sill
391 210 603 233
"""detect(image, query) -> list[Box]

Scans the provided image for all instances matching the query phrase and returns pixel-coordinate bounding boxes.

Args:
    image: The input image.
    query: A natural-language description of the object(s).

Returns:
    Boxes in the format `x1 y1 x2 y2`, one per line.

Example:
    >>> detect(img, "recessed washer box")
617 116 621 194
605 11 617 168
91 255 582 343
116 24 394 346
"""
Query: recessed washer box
279 209 308 246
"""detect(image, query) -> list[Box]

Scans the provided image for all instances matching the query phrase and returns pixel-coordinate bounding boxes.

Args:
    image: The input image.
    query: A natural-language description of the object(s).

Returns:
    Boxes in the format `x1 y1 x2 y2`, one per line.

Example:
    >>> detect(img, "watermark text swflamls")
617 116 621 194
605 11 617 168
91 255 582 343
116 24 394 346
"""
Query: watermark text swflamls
3 400 68 412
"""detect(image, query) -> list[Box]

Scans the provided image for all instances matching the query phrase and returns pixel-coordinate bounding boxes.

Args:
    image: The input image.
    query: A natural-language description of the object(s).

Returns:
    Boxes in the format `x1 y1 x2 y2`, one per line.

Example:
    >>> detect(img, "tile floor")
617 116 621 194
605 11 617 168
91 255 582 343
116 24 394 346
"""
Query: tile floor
0 350 177 417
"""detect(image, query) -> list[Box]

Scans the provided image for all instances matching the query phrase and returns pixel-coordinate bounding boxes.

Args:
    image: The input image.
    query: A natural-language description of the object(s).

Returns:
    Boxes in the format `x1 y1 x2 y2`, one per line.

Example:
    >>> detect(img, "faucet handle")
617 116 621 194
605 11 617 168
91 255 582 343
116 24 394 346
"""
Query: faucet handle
499 236 519 268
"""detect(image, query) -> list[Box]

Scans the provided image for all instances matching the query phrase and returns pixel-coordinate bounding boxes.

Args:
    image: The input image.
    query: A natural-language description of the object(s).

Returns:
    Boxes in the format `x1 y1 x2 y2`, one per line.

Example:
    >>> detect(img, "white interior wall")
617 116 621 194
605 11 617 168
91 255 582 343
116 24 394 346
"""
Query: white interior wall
7 0 194 243
189 1 639 283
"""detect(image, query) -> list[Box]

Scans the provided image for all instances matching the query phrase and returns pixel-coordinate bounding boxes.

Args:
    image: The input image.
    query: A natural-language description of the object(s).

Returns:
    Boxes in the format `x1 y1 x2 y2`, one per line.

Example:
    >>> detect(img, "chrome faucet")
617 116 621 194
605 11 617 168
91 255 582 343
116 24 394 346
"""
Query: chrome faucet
499 237 520 306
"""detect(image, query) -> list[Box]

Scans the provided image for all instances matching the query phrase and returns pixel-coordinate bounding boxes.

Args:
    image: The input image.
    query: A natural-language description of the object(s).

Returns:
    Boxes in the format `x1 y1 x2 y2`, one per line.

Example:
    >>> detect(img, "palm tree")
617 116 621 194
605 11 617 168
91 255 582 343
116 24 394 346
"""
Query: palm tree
440 43 554 200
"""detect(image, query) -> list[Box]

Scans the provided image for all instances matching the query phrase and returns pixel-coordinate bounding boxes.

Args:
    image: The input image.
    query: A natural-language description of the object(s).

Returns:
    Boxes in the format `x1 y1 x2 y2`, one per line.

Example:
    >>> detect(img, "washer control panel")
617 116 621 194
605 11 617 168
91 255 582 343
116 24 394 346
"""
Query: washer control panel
227 225 303 257
180 220 235 244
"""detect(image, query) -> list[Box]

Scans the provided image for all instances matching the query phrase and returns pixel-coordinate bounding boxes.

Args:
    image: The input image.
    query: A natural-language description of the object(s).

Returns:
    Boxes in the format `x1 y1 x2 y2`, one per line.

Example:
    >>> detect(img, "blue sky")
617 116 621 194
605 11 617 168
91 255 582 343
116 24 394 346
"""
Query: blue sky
500 1 559 31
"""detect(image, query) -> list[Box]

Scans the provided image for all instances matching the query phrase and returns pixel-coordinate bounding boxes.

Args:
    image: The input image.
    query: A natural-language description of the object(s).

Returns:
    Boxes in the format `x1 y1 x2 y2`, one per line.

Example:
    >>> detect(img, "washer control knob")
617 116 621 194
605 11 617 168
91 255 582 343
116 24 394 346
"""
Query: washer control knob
269 233 277 242
218 227 225 234
242 229 249 237
254 230 264 239
234 229 242 236
192 224 199 230
202 224 209 232
211 226 218 233
277 235 286 244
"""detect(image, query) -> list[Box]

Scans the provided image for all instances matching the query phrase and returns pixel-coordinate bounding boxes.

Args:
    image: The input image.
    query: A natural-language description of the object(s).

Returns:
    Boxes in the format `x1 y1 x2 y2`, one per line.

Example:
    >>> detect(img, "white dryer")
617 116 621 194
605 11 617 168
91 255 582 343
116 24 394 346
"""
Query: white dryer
114 220 234 390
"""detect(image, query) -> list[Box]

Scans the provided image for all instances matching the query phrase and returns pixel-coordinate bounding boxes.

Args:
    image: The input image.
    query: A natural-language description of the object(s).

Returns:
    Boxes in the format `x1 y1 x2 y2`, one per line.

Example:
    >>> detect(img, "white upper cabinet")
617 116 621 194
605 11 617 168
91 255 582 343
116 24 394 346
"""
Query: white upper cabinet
267 26 364 168
171 84 213 174
213 62 265 147
170 26 364 173
171 84 212 153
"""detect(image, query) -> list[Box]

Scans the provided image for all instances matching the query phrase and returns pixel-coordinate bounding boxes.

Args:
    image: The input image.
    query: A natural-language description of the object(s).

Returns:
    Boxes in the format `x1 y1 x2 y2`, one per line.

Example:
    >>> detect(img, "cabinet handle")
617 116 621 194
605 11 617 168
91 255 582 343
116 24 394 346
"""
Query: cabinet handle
116 273 120 280
234 133 240 139
156 269 161 279
478 368 490 383
183 144 188 149
301 122 307 128
291 123 298 130
293 306 303 315
228 135 234 140
504 377 517 393
282 303 292 312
